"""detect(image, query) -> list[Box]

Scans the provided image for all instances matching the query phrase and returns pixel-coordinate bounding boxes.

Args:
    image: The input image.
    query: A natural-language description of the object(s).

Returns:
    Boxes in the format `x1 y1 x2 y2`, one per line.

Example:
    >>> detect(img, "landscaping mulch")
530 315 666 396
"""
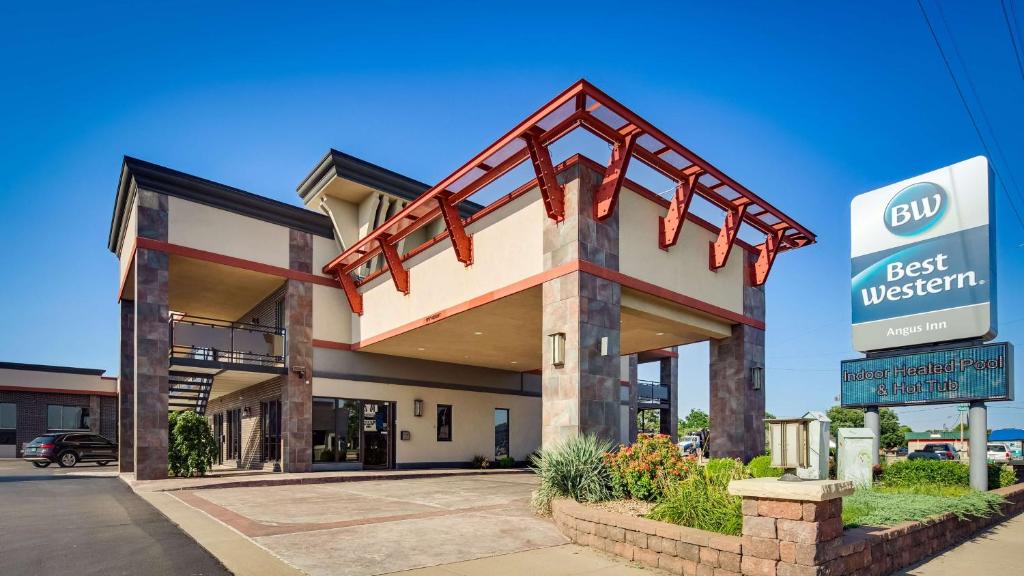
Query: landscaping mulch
585 499 656 518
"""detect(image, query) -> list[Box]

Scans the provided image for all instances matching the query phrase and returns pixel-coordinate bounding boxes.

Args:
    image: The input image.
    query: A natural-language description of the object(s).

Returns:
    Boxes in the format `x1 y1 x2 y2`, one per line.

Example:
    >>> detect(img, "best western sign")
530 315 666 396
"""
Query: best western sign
841 342 1013 407
850 156 996 352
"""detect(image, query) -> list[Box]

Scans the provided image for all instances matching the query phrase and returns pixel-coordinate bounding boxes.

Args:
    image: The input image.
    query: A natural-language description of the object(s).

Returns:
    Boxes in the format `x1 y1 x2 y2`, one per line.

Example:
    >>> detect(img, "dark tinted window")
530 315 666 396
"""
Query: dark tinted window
28 435 56 445
436 404 452 442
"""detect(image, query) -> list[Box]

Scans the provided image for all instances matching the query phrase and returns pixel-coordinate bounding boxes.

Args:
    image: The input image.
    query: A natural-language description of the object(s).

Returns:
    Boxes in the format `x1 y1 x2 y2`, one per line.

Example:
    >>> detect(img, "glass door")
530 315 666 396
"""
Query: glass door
213 413 224 465
361 401 392 469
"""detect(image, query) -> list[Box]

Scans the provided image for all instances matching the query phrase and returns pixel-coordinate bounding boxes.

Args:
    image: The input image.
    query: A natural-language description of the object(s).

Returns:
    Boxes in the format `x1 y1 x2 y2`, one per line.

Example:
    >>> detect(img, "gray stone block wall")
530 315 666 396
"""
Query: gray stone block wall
133 189 170 480
282 229 313 472
709 253 766 461
541 164 622 448
118 298 135 472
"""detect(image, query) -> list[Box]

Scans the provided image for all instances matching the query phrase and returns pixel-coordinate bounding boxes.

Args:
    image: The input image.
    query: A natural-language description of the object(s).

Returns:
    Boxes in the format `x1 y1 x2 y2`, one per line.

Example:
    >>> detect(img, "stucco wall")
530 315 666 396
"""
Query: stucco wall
167 196 291 268
0 369 115 395
118 197 138 285
312 284 353 343
618 188 744 315
312 377 540 465
356 193 545 342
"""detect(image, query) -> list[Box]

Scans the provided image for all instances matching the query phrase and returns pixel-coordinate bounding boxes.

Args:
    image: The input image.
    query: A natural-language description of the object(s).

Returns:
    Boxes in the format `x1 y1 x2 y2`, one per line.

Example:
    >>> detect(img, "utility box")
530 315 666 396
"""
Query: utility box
799 411 831 480
838 427 875 488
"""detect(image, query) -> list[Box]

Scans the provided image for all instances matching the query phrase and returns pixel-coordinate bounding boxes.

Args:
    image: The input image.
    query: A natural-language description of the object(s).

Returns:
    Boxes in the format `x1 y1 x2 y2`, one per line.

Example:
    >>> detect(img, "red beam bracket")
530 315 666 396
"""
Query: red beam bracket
594 128 640 220
709 202 749 271
522 128 565 221
436 191 473 266
659 171 701 249
751 229 787 286
376 233 410 294
335 271 363 315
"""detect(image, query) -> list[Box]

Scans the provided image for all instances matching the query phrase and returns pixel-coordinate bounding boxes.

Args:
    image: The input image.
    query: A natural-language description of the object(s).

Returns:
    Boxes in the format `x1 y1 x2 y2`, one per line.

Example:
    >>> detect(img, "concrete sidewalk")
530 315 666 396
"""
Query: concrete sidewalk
898 513 1024 575
124 466 531 492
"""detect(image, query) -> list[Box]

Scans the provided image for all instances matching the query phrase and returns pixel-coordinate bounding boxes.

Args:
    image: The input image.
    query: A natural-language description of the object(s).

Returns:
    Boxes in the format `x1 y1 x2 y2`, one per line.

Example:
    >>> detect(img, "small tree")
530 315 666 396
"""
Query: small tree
168 410 218 477
677 409 710 436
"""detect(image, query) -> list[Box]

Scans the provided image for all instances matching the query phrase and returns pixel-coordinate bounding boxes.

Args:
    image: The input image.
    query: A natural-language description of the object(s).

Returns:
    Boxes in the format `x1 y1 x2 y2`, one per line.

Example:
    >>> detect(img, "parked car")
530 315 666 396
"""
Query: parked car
677 435 702 455
22 433 117 468
920 443 958 460
894 446 908 457
907 450 943 461
987 443 1012 463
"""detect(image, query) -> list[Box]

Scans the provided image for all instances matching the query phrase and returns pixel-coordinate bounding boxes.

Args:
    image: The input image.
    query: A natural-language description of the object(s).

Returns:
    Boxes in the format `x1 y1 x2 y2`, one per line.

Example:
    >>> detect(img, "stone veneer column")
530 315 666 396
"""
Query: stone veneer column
133 189 170 480
659 349 679 442
89 395 101 434
627 354 639 443
281 229 313 473
119 298 135 472
541 164 621 448
730 478 852 576
709 253 766 461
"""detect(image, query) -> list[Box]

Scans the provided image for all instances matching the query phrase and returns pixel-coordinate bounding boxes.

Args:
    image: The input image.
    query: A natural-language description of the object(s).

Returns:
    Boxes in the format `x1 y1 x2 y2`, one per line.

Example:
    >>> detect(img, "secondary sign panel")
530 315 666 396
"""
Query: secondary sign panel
850 156 996 352
841 342 1013 407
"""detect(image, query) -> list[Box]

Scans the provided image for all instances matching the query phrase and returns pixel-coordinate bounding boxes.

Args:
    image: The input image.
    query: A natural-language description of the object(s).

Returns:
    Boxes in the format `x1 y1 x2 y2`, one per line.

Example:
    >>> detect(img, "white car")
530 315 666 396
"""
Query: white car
677 435 701 455
987 443 1012 463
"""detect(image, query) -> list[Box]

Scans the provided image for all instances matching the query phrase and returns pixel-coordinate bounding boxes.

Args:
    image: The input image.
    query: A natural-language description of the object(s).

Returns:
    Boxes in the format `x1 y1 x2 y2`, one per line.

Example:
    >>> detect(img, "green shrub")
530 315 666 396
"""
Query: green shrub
168 411 218 478
842 487 1005 527
530 434 613 513
648 458 747 535
496 455 516 468
605 434 695 501
746 455 784 478
881 459 969 488
989 463 1017 488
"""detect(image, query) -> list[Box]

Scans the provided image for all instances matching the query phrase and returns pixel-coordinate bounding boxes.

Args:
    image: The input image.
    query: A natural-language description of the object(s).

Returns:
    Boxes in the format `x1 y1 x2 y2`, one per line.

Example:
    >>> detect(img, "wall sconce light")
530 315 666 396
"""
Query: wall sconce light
600 336 609 357
243 406 252 418
549 332 566 367
751 366 763 391
413 399 423 417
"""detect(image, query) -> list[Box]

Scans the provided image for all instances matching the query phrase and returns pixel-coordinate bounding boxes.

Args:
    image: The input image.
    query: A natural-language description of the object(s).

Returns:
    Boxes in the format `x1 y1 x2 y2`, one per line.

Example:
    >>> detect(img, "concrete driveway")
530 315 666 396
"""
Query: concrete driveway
0 460 228 576
170 473 570 576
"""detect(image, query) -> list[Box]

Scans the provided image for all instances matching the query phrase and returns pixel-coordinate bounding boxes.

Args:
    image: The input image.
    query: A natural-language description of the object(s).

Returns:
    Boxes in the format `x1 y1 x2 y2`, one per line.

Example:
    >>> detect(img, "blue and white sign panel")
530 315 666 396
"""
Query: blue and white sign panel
841 342 1013 408
850 156 996 352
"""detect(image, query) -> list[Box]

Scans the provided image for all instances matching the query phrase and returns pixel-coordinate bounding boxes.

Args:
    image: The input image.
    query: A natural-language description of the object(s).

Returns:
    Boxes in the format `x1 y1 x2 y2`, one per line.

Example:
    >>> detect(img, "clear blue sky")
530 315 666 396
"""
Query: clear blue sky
1 2 1022 431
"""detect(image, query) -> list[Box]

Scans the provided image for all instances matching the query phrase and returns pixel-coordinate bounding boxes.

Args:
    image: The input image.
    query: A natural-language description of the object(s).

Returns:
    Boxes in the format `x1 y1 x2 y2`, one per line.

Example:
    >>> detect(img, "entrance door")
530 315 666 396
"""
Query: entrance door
260 400 281 463
361 401 392 469
226 409 241 463
213 413 224 465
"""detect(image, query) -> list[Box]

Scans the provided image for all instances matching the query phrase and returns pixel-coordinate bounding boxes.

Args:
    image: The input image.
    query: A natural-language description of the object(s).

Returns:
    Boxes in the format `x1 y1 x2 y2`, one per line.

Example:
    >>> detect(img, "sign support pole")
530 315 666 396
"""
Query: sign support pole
864 406 880 466
969 401 988 491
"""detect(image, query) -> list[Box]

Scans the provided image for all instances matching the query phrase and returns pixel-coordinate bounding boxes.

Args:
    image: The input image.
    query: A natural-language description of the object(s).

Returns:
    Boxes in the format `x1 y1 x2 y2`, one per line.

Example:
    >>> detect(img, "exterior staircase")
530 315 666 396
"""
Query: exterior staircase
169 371 214 415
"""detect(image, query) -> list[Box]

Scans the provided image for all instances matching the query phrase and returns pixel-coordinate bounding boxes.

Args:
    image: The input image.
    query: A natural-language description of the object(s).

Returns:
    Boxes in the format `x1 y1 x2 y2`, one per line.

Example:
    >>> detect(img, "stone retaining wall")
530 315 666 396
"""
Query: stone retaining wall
551 482 1024 576
551 499 743 575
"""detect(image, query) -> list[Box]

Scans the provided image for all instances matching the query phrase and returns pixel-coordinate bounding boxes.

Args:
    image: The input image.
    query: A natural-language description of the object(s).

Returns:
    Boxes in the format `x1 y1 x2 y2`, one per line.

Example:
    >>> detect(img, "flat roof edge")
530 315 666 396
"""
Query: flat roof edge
108 157 335 254
0 361 106 376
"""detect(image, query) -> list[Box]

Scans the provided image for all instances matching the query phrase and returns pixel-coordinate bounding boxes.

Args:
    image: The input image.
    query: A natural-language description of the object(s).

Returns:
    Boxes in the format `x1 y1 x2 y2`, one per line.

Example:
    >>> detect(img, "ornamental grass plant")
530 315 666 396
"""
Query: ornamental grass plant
530 434 614 513
648 458 748 535
842 487 1005 527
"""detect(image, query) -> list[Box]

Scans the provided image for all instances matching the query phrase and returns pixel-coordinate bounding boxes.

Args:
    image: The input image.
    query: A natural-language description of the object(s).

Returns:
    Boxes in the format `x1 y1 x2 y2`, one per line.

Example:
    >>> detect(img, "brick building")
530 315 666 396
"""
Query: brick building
0 362 118 458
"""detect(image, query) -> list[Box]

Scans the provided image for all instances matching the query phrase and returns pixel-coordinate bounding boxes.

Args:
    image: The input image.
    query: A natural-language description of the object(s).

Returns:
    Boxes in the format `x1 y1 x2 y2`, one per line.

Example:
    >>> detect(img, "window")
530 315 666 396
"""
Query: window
495 408 509 459
436 404 452 442
261 400 281 462
0 403 15 446
47 405 89 430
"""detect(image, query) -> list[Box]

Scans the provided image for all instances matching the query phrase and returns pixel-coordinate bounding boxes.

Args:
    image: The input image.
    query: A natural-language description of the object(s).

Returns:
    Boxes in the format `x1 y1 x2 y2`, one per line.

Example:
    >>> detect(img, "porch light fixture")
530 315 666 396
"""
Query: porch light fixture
751 366 764 390
550 332 566 367
414 399 423 417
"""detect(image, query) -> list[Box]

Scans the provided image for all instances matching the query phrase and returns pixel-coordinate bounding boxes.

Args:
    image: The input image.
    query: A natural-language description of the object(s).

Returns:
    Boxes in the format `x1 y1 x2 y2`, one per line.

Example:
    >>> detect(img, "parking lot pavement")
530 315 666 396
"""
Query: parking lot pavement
0 460 229 576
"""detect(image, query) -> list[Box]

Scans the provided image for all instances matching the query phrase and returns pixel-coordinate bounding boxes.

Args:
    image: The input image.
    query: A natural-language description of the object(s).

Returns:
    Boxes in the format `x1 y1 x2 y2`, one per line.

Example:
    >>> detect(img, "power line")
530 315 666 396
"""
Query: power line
933 1 1024 214
1001 0 1024 80
916 0 1024 233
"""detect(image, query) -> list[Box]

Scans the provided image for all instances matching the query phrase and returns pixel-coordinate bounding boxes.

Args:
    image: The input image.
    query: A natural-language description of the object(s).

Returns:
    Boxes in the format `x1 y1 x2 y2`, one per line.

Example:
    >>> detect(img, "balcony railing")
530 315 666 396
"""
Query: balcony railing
637 379 670 405
169 315 286 369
